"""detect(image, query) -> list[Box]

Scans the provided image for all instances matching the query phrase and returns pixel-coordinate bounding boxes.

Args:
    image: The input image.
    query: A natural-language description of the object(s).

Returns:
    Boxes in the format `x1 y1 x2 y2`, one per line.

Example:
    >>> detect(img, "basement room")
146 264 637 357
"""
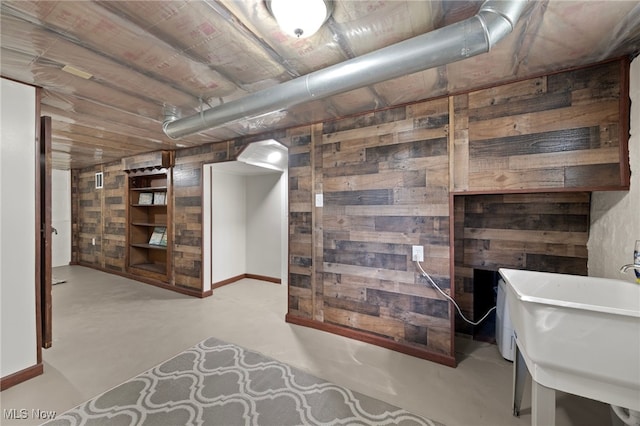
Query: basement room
1 1 639 426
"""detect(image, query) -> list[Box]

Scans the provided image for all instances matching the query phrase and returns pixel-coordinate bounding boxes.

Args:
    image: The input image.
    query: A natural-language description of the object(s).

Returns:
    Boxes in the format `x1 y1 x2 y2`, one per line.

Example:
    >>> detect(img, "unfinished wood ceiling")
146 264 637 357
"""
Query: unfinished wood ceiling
2 1 639 170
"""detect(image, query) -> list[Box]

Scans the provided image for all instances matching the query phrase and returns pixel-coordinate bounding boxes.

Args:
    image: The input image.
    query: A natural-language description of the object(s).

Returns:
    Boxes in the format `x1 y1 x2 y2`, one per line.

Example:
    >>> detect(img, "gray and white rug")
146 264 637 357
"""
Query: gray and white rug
44 337 443 426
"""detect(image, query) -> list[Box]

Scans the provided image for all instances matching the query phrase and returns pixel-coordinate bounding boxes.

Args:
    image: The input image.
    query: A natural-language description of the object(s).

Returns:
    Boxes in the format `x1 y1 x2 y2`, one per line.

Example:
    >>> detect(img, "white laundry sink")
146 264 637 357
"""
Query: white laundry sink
499 268 640 425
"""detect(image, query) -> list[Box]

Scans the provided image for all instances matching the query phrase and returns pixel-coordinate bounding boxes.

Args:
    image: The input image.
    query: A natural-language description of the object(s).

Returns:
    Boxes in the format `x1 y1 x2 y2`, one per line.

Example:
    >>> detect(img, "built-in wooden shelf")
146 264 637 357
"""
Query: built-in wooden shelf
126 168 172 283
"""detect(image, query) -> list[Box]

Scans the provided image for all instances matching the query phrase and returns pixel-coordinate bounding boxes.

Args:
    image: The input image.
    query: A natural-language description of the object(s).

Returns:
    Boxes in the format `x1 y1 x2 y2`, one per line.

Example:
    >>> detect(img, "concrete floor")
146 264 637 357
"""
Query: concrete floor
1 266 612 426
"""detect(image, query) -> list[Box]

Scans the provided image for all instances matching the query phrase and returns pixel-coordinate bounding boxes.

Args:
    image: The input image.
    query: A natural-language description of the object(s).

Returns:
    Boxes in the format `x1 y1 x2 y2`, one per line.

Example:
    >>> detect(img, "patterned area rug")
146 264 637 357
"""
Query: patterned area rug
44 337 443 426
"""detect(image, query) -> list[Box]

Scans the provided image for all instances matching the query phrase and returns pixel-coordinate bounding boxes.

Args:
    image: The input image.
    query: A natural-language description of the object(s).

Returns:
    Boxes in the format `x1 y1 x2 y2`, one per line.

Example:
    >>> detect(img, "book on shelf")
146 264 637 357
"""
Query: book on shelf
153 191 166 205
149 226 166 245
160 228 167 247
138 192 153 205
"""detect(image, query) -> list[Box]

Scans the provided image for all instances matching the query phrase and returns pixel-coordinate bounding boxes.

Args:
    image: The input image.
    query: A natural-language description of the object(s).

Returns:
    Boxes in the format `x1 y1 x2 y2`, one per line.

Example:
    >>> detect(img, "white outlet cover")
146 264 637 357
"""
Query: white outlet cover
412 245 424 261
315 193 323 207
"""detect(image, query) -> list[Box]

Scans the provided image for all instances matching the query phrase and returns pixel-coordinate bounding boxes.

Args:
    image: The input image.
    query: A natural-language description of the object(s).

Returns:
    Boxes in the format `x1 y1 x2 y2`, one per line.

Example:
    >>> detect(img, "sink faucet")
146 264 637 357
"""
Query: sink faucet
620 264 640 273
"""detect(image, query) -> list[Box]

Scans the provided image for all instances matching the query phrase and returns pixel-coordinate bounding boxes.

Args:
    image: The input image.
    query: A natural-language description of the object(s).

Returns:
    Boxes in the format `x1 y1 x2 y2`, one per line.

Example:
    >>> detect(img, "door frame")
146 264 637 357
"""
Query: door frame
39 116 53 349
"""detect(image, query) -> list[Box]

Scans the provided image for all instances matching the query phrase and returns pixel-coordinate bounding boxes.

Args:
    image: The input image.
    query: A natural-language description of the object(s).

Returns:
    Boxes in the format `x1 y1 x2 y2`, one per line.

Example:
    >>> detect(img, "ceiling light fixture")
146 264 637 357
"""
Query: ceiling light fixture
238 139 288 172
267 151 282 163
61 65 93 80
266 0 334 38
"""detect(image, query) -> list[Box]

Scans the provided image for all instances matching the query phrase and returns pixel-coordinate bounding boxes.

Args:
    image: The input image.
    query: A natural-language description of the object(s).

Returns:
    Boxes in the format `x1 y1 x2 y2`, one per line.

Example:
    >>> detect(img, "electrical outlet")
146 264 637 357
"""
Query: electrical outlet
412 245 424 262
92 237 96 246
315 193 323 207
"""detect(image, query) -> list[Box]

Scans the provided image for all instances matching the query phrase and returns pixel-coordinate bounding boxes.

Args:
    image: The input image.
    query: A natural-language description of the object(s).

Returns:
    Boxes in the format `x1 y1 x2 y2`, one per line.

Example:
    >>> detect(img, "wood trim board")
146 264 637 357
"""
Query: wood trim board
0 363 44 392
286 314 456 367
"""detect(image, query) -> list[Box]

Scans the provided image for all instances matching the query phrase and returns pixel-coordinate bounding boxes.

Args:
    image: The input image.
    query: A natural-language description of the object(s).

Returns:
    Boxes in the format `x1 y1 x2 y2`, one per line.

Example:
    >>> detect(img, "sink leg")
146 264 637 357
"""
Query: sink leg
531 380 556 426
513 343 527 417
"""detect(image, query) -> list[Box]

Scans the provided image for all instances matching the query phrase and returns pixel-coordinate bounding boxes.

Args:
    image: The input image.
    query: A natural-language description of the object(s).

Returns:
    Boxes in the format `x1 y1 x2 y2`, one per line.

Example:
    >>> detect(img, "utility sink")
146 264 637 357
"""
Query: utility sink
499 269 640 426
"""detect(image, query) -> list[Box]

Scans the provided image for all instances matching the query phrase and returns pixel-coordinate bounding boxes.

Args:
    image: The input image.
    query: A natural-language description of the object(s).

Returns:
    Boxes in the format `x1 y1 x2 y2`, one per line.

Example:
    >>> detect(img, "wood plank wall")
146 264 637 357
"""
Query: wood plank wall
172 146 210 290
288 127 315 318
453 192 590 336
288 99 454 360
452 60 627 192
102 162 126 272
70 169 80 264
73 163 126 271
75 165 103 266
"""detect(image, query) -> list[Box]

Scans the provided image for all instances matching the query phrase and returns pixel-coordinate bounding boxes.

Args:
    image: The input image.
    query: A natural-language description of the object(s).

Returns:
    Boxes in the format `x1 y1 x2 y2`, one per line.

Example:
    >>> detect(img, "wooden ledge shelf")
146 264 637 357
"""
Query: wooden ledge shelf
123 150 174 172
130 186 168 192
131 222 167 227
129 263 167 274
130 243 167 250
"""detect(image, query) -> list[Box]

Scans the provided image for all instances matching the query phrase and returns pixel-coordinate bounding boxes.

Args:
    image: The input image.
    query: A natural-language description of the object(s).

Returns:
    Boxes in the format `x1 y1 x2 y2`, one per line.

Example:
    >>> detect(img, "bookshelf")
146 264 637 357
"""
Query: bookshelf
126 169 172 281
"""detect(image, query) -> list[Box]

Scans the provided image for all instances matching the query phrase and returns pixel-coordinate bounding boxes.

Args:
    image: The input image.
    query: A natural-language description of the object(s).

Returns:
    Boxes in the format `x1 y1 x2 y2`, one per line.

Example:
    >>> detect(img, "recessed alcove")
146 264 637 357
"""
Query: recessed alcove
453 191 591 340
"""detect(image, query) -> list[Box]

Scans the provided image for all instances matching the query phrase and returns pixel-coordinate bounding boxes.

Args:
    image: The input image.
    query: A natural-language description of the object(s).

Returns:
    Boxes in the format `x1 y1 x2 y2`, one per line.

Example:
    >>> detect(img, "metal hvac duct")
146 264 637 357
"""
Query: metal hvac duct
163 0 527 139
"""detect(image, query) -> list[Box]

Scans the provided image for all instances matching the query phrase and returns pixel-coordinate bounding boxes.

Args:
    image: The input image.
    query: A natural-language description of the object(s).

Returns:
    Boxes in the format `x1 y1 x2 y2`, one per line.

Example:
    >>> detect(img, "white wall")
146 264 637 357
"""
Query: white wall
0 78 38 377
211 170 247 283
208 164 286 284
589 56 640 280
280 168 289 286
52 169 71 267
246 173 283 278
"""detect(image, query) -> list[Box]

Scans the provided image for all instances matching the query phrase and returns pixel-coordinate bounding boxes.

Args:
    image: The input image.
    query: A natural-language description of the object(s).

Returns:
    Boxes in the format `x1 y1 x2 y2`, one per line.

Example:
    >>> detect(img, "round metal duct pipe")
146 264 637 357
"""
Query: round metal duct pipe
163 0 527 140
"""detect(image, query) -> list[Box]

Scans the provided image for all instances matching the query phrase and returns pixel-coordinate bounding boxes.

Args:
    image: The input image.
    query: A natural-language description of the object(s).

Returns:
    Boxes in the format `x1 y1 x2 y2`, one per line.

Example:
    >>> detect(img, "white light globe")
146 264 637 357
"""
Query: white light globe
267 151 282 163
270 0 329 38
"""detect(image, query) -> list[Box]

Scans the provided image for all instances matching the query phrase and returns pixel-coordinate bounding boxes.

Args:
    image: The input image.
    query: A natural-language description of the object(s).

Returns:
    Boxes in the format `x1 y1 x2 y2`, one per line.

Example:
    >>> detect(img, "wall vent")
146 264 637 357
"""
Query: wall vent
95 172 103 189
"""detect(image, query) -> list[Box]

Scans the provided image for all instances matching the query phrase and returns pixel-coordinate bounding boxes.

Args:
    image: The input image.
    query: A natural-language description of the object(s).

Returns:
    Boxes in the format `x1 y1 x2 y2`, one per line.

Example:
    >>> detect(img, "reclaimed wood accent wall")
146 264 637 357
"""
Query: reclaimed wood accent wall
121 150 174 171
288 126 315 318
172 144 226 291
75 165 102 266
70 169 80 264
73 162 127 271
287 99 455 363
451 60 629 192
102 162 127 272
453 192 590 336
